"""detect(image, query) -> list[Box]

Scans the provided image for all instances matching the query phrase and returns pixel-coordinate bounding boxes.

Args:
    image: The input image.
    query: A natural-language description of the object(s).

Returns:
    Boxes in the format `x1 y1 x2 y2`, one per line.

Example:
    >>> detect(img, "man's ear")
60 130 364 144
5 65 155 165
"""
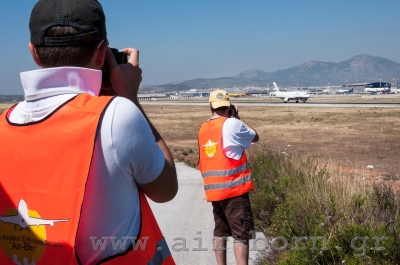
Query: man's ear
28 42 42 67
95 40 107 68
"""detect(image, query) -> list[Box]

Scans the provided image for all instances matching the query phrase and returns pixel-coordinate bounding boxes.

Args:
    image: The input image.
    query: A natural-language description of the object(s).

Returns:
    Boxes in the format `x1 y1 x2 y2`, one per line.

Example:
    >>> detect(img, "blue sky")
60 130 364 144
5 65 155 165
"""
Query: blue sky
0 0 399 94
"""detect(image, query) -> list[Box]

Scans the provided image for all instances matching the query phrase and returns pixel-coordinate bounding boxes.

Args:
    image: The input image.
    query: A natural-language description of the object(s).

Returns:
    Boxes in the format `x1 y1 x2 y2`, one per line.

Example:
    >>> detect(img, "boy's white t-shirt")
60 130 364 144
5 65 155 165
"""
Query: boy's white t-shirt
9 67 165 264
210 116 256 160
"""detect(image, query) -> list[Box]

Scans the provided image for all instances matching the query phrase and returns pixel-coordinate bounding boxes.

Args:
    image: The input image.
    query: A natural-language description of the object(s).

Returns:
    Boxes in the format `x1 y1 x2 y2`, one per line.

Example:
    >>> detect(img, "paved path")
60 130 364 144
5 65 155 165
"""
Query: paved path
149 162 266 265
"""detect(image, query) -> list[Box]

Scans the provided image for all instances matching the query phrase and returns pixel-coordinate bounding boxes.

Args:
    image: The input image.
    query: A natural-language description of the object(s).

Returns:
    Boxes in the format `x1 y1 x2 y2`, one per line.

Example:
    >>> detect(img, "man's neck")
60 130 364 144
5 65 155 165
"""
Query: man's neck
212 110 229 118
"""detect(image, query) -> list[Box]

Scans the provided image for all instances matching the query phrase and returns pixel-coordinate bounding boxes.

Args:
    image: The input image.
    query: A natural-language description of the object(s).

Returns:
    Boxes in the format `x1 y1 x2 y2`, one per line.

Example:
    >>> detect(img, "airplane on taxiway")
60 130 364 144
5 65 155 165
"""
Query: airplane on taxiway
0 199 69 228
270 82 309 103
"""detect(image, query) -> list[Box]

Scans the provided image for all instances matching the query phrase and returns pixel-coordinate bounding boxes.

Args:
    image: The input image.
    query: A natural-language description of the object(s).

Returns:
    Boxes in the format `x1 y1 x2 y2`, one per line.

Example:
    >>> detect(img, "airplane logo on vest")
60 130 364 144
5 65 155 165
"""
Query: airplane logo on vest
0 199 69 264
0 199 69 228
202 139 218 157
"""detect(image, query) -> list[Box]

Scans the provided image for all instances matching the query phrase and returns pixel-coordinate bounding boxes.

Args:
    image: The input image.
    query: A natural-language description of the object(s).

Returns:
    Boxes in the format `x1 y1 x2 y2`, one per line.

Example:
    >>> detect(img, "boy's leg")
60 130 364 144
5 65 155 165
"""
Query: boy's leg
233 239 249 265
213 236 227 265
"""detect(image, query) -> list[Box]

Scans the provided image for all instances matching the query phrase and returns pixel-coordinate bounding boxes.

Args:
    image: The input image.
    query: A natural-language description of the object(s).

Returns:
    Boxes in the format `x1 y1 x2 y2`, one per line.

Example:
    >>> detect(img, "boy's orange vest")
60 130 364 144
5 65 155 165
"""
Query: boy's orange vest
0 94 174 265
198 117 253 202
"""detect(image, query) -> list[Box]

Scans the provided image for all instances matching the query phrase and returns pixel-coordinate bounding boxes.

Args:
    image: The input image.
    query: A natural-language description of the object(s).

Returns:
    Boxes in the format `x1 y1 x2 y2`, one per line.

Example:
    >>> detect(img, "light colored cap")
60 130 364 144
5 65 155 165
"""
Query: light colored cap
209 90 230 109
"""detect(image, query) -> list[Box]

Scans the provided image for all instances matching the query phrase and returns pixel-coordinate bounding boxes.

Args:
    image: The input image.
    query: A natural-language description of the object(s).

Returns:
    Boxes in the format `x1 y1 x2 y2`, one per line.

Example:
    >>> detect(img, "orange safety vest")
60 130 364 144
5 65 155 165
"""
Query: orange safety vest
198 117 254 202
0 94 174 265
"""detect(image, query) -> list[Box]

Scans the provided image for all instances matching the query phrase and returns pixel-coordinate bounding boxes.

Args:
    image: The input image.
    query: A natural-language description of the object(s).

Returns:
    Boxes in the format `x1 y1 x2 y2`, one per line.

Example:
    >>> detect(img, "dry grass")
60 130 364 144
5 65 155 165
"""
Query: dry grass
0 104 14 109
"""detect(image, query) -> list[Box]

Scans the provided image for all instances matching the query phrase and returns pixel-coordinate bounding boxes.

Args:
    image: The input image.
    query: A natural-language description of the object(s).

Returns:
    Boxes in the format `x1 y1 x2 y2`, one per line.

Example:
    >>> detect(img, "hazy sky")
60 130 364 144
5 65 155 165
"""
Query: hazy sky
0 0 399 94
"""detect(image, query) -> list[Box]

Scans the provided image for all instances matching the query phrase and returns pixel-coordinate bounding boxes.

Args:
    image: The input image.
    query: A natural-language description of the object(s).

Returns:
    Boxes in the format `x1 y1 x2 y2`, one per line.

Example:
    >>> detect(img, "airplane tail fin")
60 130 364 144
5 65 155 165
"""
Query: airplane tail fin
273 82 279 91
18 199 29 218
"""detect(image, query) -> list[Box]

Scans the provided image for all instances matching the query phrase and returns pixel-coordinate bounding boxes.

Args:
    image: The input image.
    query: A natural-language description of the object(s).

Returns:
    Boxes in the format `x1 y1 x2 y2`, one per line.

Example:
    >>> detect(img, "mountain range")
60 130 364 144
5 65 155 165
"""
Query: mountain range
140 55 400 92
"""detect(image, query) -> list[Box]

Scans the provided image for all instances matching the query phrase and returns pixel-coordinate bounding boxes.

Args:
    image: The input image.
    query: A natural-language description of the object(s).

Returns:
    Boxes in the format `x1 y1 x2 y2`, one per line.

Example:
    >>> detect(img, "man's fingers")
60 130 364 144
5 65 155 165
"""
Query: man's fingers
121 48 139 67
105 47 142 100
105 47 118 68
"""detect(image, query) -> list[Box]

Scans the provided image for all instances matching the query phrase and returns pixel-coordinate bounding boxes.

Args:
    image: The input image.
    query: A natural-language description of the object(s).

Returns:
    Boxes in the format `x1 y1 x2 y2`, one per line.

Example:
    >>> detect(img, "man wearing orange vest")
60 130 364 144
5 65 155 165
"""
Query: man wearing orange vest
198 90 259 265
0 0 177 264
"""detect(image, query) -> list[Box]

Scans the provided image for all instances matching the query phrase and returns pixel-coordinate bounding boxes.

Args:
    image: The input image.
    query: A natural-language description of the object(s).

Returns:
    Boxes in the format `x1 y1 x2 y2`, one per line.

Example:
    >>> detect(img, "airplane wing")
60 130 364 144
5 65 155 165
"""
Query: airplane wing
202 140 218 147
27 217 69 227
0 215 29 228
0 216 18 224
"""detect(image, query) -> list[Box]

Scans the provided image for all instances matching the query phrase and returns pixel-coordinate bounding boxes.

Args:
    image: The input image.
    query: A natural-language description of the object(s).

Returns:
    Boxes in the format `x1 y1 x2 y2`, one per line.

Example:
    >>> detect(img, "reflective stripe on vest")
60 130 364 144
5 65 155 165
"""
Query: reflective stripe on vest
198 117 254 201
201 163 250 178
204 174 253 191
0 94 175 265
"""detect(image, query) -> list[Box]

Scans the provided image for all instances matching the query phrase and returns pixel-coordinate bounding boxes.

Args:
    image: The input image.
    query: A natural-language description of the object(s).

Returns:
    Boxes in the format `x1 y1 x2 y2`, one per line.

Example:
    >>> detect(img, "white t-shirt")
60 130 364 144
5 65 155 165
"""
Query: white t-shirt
211 116 256 160
9 67 165 264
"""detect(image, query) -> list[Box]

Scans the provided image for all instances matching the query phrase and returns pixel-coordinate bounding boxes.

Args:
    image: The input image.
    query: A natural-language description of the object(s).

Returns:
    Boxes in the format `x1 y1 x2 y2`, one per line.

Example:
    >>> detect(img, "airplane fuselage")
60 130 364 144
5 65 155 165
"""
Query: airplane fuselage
274 91 309 103
271 82 309 103
364 88 390 93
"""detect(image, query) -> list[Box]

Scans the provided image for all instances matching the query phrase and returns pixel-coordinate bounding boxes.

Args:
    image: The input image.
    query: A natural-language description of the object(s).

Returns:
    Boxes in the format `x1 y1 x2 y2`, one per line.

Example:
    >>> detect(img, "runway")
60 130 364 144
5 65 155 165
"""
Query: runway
141 101 400 108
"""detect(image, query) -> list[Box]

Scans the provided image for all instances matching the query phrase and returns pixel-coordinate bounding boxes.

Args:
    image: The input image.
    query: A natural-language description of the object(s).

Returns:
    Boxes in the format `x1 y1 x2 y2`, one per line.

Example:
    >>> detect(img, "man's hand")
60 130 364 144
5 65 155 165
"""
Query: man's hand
120 48 142 98
101 47 142 102
229 104 240 119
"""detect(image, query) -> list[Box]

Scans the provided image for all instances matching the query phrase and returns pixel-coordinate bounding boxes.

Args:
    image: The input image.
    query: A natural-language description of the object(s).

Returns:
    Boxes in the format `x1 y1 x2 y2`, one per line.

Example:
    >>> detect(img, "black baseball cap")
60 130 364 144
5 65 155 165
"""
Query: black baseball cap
29 0 107 46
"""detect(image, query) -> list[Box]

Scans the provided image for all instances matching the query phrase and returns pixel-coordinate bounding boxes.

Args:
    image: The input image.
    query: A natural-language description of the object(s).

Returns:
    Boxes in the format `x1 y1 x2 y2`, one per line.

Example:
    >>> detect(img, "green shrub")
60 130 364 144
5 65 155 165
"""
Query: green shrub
249 145 400 264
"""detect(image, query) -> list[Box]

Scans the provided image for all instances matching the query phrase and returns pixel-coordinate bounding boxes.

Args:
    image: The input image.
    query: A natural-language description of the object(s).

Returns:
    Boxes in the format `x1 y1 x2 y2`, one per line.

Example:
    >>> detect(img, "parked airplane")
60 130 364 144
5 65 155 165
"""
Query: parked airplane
364 88 383 93
271 82 309 103
228 93 246 98
336 87 354 94
363 82 391 93
0 199 69 228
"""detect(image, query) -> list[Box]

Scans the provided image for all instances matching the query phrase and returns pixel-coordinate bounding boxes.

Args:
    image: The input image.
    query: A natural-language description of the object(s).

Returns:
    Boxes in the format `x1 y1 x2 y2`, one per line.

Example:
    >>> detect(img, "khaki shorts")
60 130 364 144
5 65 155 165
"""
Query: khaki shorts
211 193 255 240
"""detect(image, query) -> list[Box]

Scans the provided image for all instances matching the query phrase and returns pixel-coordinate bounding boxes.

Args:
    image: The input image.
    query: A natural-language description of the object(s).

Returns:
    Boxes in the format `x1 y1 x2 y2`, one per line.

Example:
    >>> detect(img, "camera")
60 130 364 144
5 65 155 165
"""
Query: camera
102 48 128 83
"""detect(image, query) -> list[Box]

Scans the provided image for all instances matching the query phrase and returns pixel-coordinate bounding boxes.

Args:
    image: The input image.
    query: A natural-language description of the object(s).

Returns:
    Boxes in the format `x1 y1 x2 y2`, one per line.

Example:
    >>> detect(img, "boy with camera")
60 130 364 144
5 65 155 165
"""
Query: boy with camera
198 90 259 265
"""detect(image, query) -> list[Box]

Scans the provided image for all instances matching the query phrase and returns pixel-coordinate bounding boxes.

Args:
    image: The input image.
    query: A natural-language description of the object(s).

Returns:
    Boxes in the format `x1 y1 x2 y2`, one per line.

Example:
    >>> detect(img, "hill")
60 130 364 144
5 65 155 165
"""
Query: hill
140 55 400 92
